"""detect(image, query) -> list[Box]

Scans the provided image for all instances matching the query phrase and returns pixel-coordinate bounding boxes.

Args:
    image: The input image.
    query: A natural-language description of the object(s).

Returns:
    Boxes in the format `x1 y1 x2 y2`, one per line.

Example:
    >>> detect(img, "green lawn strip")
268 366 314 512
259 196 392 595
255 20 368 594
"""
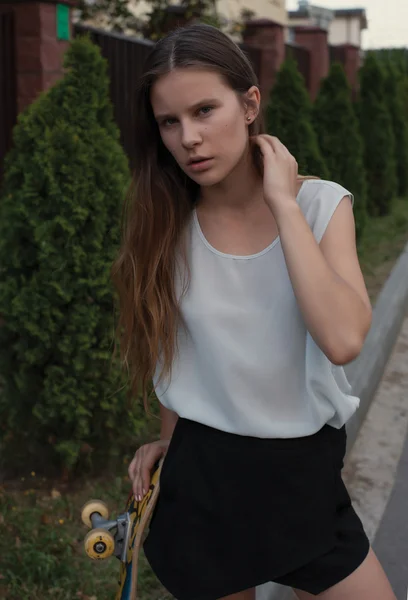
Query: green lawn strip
358 197 408 302
1 197 407 600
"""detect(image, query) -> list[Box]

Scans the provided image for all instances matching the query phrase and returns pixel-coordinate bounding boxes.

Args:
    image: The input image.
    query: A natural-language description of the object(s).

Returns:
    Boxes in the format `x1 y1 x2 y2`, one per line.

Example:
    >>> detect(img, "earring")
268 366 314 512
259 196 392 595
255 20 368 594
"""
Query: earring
247 116 251 121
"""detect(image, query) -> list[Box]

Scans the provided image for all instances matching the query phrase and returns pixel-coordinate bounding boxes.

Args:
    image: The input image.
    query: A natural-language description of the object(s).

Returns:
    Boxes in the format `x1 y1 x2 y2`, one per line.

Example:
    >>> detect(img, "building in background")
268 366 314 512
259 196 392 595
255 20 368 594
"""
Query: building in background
288 2 367 48
284 1 367 99
207 0 287 25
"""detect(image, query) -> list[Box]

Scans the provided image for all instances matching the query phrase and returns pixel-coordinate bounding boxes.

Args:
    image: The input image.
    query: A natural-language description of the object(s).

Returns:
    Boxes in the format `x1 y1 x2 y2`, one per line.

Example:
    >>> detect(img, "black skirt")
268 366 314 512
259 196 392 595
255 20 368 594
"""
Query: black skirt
144 418 369 599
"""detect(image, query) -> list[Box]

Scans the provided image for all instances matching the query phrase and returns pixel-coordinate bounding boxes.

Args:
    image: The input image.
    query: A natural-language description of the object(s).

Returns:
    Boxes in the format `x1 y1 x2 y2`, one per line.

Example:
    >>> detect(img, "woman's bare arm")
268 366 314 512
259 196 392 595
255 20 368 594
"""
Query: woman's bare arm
276 197 372 365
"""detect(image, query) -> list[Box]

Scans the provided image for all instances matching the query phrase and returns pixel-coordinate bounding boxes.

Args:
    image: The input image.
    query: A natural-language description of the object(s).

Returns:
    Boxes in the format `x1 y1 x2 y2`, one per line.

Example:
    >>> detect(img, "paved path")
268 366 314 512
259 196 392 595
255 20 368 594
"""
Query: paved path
338 316 408 599
370 318 408 600
374 429 408 600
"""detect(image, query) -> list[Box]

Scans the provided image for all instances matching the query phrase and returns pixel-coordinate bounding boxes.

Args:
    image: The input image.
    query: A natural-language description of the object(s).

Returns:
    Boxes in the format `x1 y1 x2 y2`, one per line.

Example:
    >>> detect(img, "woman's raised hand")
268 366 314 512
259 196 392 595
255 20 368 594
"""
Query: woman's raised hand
252 135 299 219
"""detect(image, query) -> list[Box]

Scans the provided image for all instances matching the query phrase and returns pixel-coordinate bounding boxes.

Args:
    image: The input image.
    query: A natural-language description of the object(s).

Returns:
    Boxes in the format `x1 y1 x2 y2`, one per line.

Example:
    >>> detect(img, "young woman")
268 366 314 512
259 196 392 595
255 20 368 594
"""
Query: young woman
113 23 396 600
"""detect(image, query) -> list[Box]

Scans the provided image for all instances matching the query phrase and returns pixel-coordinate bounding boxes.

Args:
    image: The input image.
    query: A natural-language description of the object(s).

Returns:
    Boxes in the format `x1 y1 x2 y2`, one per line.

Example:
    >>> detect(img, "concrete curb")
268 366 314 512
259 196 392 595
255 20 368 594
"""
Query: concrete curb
345 240 408 449
258 240 408 600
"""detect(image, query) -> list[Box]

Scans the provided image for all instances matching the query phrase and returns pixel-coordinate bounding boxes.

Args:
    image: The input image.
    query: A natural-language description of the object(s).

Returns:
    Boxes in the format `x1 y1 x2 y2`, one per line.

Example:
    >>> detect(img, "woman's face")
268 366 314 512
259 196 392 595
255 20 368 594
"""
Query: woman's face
151 68 258 187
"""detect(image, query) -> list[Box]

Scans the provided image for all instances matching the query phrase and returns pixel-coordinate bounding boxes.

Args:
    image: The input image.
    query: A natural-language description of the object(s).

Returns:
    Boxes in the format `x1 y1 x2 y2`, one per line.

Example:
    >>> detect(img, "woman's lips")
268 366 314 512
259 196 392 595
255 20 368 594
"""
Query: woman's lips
188 158 214 172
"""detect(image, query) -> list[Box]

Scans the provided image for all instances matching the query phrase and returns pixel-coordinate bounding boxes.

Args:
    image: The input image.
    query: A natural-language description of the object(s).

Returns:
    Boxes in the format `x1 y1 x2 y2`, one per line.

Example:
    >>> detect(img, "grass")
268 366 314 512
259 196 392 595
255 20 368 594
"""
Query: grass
0 472 171 600
0 197 407 600
357 197 408 302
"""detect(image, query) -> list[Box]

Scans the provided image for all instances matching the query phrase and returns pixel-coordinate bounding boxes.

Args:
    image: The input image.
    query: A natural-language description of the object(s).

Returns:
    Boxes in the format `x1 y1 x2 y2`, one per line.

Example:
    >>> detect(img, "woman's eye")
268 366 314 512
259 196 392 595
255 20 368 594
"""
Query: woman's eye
199 106 213 116
163 118 177 127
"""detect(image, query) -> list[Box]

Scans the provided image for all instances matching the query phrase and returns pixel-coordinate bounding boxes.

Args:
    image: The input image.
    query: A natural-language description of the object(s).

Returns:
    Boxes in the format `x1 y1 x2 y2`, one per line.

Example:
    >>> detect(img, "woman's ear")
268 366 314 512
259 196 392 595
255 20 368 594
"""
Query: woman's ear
245 86 261 120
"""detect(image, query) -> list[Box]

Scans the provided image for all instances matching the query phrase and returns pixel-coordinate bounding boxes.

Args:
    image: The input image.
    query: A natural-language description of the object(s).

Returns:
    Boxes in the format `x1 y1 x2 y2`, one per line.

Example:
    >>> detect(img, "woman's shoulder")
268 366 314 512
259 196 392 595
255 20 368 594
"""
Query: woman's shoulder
300 178 353 202
298 179 354 242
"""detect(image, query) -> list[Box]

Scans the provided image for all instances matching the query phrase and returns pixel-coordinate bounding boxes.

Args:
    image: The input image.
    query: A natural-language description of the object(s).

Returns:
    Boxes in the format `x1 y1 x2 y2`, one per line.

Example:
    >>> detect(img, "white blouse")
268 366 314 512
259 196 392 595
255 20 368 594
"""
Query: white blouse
153 180 360 438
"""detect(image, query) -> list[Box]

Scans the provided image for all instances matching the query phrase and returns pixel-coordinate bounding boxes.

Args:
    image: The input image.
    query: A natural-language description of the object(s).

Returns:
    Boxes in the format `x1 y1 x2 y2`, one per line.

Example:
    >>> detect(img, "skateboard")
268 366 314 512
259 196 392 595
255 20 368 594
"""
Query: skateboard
81 460 163 600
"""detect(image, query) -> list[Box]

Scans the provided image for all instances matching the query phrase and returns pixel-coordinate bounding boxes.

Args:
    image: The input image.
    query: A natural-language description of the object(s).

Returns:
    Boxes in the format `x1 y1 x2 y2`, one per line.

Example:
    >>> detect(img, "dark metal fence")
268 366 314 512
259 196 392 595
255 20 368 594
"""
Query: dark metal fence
74 24 154 167
285 42 310 91
0 9 17 182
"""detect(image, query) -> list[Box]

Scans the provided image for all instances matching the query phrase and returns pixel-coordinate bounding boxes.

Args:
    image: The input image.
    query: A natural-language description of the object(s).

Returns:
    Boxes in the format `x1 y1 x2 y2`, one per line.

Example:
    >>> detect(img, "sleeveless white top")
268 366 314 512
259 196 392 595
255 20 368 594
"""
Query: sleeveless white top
153 180 360 438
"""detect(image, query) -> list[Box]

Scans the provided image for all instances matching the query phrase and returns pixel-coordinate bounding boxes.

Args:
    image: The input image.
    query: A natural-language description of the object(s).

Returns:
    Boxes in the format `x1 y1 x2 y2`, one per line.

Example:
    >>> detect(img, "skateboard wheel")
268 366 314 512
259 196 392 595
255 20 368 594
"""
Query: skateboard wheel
84 528 115 560
81 499 109 528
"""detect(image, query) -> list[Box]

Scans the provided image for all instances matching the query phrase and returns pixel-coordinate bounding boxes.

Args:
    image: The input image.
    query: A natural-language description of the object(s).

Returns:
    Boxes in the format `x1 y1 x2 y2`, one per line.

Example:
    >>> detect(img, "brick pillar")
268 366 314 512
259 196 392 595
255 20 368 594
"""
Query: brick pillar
242 18 285 103
330 44 361 100
0 0 75 114
294 26 329 101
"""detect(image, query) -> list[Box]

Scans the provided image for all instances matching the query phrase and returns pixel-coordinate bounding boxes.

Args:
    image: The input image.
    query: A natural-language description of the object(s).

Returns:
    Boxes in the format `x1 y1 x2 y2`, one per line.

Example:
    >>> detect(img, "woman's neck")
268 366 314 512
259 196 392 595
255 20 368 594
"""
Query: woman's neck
198 145 264 215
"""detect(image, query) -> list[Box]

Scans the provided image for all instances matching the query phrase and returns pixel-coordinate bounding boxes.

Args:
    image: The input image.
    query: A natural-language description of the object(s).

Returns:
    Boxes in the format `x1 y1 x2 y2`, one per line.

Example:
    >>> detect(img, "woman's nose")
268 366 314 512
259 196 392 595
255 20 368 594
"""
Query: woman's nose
181 122 202 149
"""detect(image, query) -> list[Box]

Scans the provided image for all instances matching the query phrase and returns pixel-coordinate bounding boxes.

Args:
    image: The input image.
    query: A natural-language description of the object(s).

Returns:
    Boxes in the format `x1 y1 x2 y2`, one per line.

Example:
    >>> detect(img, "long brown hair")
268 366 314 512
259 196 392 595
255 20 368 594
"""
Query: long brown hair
111 23 314 409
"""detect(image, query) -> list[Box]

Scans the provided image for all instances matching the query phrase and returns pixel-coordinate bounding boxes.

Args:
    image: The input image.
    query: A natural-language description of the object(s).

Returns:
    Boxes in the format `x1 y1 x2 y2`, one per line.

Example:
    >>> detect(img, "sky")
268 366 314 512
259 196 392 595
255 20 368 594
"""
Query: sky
286 0 408 49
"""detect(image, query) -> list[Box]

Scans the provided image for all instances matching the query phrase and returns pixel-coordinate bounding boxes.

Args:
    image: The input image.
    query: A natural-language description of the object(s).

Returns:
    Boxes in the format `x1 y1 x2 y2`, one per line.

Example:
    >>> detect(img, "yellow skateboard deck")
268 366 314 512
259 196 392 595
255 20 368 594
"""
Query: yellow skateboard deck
82 460 163 600
116 462 162 600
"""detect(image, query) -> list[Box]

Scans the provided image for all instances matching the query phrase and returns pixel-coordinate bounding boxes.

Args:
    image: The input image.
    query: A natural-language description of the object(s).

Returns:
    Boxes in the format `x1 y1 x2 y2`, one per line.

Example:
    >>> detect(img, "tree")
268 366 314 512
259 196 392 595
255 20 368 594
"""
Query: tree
77 0 141 33
141 0 223 41
375 47 408 131
384 63 408 197
77 0 224 38
313 63 367 239
402 76 408 124
0 36 148 475
357 52 397 216
266 58 329 180
375 47 408 76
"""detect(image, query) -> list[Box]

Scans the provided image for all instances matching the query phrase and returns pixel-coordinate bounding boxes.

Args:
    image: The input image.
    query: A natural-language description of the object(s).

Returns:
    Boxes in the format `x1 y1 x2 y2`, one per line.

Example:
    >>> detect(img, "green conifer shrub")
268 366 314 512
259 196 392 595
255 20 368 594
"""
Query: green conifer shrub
0 37 149 475
313 63 367 239
384 63 408 197
266 58 329 180
357 53 397 216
